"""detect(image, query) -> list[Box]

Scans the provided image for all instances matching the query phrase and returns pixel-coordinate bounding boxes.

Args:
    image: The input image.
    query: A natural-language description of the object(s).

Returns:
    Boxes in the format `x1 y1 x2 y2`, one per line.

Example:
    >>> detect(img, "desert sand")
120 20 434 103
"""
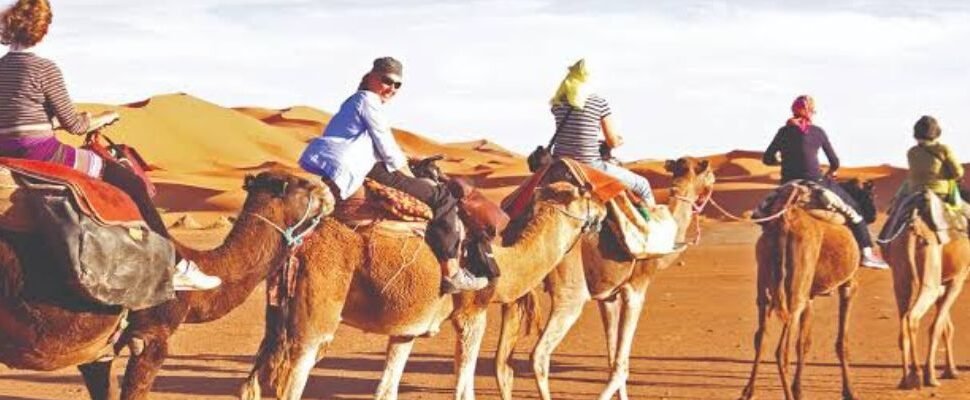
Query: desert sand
2 94 969 399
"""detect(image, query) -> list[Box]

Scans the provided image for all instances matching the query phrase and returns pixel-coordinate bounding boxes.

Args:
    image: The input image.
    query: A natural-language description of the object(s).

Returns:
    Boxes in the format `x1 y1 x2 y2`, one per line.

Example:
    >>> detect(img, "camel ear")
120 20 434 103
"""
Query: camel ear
695 160 710 174
243 174 256 191
664 160 676 173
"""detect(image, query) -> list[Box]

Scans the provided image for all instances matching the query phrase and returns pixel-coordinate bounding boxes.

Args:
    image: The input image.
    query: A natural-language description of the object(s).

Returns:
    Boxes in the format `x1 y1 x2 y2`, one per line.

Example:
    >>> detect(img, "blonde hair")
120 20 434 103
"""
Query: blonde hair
1 0 52 47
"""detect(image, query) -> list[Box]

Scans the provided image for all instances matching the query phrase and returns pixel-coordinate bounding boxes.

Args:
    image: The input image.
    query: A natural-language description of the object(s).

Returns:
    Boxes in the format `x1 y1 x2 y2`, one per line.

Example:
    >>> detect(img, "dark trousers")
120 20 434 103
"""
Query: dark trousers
367 163 460 261
791 177 874 249
101 161 171 240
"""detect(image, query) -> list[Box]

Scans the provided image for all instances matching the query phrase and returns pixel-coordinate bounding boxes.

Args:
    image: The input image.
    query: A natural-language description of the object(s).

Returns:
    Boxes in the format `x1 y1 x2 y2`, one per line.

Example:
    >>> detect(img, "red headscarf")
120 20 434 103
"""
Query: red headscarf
787 95 815 133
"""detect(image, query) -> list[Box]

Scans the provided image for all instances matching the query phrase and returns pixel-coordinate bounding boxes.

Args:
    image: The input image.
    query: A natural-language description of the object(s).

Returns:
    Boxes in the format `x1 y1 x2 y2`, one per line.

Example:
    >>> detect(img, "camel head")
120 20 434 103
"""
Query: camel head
837 178 877 224
533 181 607 232
242 170 335 231
665 157 715 202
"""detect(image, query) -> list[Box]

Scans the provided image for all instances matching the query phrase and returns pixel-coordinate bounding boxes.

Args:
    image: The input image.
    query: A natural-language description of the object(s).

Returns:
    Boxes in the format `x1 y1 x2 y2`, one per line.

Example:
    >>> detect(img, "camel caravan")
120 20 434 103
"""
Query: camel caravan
3 1 970 398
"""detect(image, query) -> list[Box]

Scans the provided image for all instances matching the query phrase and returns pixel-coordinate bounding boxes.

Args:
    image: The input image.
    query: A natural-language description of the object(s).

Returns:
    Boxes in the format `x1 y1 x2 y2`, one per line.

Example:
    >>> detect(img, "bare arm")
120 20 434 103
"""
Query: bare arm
601 115 624 148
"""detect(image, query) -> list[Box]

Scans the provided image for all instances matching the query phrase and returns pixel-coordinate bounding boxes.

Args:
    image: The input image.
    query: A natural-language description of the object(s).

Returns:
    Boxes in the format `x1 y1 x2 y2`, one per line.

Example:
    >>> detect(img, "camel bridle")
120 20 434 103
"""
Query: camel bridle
248 190 326 247
544 193 602 234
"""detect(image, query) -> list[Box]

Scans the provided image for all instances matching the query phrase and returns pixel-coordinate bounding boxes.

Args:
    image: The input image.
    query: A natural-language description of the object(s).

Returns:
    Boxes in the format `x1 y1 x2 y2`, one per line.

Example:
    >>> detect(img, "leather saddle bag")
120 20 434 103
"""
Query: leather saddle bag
27 188 175 310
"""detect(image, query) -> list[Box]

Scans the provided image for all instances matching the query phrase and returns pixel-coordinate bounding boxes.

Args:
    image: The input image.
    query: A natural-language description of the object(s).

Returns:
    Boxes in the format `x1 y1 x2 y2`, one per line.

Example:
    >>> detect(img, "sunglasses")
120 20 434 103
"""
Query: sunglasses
379 75 403 89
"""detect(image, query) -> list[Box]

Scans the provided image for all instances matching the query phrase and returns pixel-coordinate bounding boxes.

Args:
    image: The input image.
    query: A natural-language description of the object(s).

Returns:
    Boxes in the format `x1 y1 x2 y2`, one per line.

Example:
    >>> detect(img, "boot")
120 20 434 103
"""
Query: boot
172 258 222 291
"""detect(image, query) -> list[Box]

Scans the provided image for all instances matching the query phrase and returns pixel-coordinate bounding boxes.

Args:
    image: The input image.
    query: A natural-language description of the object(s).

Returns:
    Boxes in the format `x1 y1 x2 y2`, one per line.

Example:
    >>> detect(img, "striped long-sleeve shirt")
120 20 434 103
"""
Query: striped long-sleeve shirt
550 94 612 163
0 51 89 136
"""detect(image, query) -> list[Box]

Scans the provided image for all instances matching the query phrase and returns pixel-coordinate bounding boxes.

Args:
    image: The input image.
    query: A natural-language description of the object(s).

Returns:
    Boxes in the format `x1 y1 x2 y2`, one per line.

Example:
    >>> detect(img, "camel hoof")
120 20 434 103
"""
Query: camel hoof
897 375 922 390
738 385 755 400
924 375 941 387
941 370 960 380
128 338 145 356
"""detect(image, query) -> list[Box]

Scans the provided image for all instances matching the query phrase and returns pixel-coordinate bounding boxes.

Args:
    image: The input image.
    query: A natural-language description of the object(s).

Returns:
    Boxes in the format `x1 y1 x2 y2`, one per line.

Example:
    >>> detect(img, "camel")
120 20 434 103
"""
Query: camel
238 179 607 400
0 170 333 400
881 197 970 390
494 156 716 400
738 179 879 400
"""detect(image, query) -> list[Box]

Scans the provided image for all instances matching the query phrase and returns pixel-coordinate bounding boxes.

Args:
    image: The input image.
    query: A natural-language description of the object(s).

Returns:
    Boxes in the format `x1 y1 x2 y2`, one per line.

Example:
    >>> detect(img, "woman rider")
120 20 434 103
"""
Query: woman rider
762 95 889 269
299 57 488 293
895 115 970 235
549 59 657 219
0 0 220 290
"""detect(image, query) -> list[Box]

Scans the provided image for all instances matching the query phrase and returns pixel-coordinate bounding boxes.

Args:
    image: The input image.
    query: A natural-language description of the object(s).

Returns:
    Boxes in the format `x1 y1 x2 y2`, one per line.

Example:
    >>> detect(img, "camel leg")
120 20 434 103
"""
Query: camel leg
792 303 814 400
454 310 487 400
739 302 770 400
598 284 648 400
119 336 169 400
496 303 526 400
532 297 586 400
78 359 119 400
775 320 795 400
928 277 965 385
597 295 625 400
941 313 960 379
375 335 417 400
273 335 329 400
837 281 859 400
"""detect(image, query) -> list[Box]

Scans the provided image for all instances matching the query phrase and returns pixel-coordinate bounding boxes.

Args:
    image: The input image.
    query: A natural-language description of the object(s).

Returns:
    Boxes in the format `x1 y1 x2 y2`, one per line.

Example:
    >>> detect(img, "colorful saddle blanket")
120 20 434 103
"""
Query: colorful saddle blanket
0 157 143 229
502 158 677 259
0 157 175 310
880 191 968 245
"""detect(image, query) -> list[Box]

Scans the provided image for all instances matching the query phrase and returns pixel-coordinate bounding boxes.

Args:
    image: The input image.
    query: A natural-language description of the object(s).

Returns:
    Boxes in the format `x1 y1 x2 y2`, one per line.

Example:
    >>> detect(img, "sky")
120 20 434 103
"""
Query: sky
24 0 970 166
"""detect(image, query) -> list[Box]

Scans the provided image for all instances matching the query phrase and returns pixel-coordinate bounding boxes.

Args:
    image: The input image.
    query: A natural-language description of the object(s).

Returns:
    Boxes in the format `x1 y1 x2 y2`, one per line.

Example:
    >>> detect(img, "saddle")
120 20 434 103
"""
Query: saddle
328 158 509 278
0 157 175 310
502 158 678 259
752 180 848 225
880 190 968 245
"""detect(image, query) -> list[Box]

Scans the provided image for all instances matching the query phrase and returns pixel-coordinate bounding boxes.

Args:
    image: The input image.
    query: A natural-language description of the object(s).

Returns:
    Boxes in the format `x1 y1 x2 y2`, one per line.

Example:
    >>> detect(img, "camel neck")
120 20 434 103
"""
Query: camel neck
491 204 584 302
178 209 288 323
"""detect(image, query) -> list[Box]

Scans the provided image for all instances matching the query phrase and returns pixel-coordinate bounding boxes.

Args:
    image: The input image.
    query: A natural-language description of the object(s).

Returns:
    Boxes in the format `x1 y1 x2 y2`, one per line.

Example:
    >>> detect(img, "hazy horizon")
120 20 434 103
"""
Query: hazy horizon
25 0 970 167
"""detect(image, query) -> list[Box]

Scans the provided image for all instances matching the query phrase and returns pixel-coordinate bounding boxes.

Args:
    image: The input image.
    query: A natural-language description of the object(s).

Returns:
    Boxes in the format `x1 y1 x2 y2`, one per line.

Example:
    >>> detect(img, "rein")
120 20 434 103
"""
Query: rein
248 198 323 247
247 197 325 307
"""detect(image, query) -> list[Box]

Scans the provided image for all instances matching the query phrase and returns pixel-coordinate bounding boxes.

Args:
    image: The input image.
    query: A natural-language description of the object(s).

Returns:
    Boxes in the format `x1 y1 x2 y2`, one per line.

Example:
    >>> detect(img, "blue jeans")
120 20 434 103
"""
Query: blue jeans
587 159 655 204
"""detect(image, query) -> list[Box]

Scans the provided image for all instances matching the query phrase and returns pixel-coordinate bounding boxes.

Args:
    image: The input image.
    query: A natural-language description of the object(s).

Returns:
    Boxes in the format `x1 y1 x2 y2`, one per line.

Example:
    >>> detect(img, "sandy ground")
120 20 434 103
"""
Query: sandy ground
2 220 969 400
3 95 969 398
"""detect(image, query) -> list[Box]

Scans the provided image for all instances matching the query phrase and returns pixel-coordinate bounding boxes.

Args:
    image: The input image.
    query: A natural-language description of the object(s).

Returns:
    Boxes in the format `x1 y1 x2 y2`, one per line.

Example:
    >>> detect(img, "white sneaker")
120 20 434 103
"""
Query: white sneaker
442 268 488 294
861 254 890 270
173 258 222 291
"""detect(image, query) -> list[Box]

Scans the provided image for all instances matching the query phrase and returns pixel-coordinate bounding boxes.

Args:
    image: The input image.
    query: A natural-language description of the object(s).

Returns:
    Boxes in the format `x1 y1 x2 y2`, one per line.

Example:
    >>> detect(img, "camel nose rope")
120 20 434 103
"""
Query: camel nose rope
248 197 324 247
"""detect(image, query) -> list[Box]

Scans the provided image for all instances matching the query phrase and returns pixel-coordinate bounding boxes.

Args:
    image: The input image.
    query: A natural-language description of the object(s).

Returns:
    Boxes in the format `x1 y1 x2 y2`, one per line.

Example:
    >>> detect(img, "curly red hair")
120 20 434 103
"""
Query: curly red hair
0 0 52 47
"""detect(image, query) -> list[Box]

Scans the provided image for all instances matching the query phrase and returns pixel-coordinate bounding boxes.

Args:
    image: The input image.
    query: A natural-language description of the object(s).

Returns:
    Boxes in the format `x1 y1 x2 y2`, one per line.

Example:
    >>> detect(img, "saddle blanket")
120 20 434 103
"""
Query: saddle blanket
752 180 849 226
0 157 143 229
880 191 968 245
502 158 676 259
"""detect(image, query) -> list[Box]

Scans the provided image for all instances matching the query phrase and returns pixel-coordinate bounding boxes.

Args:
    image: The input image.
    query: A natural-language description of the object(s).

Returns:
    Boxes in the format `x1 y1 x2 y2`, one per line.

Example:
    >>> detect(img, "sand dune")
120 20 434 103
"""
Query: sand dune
60 93 960 217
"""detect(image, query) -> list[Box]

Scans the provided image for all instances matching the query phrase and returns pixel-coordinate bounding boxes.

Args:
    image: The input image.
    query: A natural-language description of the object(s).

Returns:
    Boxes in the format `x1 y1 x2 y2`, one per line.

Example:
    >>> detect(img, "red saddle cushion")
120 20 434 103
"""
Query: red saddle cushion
501 158 627 221
0 157 143 225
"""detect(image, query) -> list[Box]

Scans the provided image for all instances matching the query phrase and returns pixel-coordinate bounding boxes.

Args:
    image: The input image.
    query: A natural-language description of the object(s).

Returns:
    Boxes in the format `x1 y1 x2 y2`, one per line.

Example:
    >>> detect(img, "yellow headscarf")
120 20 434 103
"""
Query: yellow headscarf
550 59 590 109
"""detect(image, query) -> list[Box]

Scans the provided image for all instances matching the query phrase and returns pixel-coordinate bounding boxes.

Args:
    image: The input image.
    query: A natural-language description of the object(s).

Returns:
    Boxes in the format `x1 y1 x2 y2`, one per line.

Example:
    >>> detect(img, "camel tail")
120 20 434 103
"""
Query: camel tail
517 289 544 336
769 229 791 321
239 304 293 399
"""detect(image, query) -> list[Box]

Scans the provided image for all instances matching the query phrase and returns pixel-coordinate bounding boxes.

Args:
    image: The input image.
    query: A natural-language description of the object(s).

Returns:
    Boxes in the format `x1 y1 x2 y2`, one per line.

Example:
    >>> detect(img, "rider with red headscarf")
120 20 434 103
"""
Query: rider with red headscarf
763 95 888 269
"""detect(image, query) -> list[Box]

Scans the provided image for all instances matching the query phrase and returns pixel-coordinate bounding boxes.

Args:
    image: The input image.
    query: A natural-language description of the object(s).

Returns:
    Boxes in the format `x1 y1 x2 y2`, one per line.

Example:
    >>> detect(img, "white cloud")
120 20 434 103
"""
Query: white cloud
20 0 970 166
